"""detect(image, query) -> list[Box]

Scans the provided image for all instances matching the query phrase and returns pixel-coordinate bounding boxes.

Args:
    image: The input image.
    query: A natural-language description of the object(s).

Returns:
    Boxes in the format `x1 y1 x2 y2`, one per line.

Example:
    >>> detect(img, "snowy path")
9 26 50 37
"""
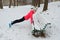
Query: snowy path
0 1 60 40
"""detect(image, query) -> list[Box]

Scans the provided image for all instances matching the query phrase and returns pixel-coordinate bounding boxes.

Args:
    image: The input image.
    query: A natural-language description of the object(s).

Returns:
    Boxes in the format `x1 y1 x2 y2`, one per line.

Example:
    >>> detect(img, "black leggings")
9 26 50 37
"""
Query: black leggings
11 17 25 25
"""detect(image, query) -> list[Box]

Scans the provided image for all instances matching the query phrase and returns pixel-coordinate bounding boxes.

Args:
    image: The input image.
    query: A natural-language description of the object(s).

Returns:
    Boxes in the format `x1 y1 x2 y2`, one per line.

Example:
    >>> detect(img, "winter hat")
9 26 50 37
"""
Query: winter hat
31 7 38 11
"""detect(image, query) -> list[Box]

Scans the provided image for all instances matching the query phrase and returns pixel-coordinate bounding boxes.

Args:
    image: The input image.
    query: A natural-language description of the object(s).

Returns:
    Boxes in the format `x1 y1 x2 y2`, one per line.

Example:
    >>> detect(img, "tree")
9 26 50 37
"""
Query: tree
9 0 12 8
17 0 18 6
38 0 41 7
22 0 27 5
51 0 53 2
32 0 35 6
32 0 41 7
9 0 16 8
14 0 16 6
0 0 3 9
43 0 48 11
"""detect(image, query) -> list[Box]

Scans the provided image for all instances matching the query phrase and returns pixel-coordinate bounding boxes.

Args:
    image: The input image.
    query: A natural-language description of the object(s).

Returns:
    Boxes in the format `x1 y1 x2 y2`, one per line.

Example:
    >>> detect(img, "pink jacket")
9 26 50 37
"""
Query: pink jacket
24 10 35 24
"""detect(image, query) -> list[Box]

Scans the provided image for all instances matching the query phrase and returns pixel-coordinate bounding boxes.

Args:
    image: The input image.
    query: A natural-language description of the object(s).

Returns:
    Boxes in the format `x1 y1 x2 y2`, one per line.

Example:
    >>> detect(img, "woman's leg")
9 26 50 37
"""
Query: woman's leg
11 17 25 25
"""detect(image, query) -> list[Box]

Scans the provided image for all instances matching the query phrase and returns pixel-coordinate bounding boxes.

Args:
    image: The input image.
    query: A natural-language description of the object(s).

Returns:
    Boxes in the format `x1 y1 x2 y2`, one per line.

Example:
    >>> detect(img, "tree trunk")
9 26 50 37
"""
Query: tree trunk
32 0 35 6
9 0 12 8
32 0 40 7
51 0 53 2
43 0 48 11
0 0 3 9
14 0 16 6
22 0 26 5
17 0 18 6
38 0 41 7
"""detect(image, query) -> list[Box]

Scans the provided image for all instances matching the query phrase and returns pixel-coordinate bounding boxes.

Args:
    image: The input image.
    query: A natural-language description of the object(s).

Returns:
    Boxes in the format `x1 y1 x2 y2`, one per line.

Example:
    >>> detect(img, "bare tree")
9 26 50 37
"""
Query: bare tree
43 0 48 11
0 0 3 9
32 0 35 6
22 0 27 5
17 0 18 6
14 0 16 6
38 0 41 7
9 0 16 8
9 0 12 8
32 0 41 7
51 0 53 2
34 0 38 7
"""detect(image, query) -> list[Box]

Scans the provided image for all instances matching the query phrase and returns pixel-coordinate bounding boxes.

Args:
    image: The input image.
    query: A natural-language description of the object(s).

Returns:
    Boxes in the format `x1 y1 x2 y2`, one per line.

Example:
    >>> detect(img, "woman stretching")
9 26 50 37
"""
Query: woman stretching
9 8 37 27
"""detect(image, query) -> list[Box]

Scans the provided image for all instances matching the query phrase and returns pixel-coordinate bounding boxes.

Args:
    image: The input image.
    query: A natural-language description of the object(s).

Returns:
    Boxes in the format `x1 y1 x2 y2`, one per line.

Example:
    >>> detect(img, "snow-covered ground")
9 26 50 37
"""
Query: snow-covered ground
0 1 60 40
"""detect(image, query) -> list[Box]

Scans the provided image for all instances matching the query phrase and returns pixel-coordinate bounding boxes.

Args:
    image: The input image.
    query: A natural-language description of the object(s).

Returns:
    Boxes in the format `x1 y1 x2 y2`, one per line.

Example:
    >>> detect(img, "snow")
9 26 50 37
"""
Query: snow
0 1 60 40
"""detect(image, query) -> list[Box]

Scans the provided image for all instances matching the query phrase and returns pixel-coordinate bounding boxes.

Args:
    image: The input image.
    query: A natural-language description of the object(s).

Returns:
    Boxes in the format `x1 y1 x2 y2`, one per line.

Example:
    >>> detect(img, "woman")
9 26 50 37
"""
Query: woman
9 7 37 27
